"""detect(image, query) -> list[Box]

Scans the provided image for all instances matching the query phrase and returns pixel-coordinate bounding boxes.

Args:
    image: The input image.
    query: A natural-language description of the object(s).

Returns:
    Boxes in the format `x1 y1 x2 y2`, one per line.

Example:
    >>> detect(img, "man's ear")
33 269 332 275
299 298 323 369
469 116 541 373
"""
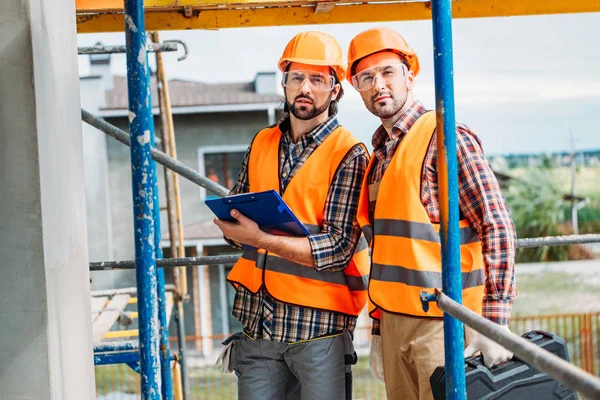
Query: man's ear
406 70 416 91
332 83 342 101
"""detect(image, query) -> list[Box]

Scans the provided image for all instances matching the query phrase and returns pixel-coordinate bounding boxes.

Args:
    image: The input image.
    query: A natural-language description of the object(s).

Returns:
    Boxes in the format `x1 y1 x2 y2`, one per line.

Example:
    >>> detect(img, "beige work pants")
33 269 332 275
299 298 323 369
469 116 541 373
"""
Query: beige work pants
381 311 474 400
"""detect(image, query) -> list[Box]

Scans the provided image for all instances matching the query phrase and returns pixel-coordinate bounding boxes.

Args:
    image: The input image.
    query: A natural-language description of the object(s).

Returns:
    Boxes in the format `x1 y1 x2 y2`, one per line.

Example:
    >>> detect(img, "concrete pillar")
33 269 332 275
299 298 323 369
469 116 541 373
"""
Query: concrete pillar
0 0 95 399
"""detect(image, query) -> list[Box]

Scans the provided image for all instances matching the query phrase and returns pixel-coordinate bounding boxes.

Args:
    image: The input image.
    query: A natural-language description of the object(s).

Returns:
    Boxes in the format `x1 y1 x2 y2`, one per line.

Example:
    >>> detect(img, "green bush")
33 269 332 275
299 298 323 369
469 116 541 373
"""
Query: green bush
578 194 600 223
505 169 570 262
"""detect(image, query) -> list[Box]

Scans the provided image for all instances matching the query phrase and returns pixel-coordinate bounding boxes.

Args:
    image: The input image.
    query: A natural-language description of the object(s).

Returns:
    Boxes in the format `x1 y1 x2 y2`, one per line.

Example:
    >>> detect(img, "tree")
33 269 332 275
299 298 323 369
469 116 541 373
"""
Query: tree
505 169 570 262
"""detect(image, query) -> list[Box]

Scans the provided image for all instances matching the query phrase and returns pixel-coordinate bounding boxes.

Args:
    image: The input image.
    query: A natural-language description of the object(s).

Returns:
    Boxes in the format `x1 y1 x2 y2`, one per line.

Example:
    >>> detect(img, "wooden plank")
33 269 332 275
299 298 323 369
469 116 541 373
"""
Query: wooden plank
76 0 600 33
92 294 130 344
90 296 108 323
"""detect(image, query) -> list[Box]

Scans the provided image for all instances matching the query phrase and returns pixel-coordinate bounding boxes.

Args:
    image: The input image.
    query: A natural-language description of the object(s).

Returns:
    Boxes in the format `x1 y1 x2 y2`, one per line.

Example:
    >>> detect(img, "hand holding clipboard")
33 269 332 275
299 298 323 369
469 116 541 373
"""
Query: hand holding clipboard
206 190 310 249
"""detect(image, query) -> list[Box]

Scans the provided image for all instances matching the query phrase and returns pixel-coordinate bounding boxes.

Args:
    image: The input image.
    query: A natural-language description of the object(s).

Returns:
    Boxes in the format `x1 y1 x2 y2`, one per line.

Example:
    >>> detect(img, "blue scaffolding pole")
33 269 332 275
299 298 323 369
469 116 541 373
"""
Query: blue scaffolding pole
148 67 174 399
123 0 161 397
430 0 466 398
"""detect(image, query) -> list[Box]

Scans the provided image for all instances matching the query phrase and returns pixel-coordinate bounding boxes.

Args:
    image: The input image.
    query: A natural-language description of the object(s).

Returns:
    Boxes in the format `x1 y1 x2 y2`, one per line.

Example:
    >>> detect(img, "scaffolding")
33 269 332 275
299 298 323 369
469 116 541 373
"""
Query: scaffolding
76 0 600 399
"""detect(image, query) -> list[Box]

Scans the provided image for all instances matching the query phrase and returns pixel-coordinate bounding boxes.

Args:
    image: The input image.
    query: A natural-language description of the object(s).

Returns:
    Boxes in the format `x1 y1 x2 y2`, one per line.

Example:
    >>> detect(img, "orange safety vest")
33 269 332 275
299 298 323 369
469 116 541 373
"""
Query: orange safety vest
227 124 371 316
357 111 485 319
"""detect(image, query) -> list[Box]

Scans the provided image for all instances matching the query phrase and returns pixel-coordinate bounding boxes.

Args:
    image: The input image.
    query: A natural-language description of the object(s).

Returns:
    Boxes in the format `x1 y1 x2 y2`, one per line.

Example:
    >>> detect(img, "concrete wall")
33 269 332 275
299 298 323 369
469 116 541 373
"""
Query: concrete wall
0 0 95 398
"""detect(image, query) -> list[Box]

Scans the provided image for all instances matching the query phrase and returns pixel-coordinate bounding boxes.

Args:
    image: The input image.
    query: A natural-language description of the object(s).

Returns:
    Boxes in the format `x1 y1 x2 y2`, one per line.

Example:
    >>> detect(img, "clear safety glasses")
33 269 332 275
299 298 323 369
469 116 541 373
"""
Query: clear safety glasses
282 71 335 92
351 64 406 92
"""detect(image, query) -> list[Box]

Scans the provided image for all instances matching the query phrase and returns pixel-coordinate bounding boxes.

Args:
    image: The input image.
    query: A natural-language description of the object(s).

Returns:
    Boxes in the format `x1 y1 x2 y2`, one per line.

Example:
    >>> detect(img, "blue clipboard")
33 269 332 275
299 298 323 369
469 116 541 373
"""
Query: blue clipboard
205 190 311 248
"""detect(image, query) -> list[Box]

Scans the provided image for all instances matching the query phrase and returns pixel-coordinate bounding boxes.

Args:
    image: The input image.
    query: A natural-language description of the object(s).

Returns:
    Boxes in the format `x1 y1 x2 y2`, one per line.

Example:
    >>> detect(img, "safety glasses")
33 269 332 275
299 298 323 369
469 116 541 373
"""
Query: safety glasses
282 71 335 92
351 64 406 92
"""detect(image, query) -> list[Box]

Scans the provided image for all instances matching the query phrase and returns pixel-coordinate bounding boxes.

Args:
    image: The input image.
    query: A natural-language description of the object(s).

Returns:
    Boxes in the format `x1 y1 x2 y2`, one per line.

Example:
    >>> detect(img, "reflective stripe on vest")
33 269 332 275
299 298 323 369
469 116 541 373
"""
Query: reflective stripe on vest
359 111 485 318
370 263 484 289
227 124 370 316
242 248 369 291
374 219 479 245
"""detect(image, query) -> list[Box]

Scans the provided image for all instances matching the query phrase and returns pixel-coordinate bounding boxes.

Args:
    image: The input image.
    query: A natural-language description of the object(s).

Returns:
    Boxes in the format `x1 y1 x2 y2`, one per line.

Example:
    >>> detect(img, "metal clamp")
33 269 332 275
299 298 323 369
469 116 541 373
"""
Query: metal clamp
420 290 438 313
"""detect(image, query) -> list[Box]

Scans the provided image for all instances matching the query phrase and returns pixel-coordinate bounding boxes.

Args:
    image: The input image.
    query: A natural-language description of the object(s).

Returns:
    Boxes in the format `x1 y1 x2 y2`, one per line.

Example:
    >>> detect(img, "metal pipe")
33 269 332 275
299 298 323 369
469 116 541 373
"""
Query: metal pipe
89 231 600 271
79 41 177 55
431 0 465 398
152 31 190 400
94 351 140 366
436 290 600 400
152 33 183 297
91 285 175 297
123 0 161 397
148 82 174 400
90 232 600 271
94 351 176 366
90 254 242 271
157 237 173 400
517 234 600 248
191 266 202 352
173 300 189 400
81 109 229 198
94 341 140 353
152 31 189 300
154 58 180 400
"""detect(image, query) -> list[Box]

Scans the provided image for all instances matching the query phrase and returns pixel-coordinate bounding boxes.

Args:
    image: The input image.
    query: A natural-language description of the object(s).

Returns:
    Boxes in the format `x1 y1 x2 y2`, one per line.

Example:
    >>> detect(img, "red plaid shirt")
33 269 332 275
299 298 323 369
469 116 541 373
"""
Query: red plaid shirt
370 102 516 333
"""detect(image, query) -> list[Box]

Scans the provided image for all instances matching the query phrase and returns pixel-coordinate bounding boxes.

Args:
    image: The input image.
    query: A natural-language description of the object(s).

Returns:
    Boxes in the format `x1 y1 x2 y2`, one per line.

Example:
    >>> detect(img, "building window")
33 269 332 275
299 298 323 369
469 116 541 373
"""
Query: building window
197 145 247 200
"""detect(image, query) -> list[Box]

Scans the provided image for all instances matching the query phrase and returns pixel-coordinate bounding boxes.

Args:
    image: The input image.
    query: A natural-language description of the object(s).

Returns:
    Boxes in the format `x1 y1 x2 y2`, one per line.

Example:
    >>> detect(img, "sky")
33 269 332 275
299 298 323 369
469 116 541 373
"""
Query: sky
77 13 600 155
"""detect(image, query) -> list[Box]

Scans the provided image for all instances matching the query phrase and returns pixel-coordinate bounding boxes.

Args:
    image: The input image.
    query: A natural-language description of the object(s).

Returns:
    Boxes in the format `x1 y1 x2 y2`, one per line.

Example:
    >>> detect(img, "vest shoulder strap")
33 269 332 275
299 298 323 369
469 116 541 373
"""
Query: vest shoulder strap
248 125 282 192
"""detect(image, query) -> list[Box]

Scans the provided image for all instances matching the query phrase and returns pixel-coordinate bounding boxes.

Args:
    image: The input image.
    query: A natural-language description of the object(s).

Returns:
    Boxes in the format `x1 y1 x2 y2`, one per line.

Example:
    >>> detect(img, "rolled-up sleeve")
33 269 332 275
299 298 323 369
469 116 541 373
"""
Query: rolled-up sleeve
309 145 369 271
454 124 517 325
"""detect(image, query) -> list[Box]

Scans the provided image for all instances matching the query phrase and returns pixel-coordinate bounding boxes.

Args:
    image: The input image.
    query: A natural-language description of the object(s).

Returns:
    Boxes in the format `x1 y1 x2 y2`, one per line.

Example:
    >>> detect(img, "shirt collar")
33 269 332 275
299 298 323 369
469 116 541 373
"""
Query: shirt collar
371 101 428 149
279 113 340 146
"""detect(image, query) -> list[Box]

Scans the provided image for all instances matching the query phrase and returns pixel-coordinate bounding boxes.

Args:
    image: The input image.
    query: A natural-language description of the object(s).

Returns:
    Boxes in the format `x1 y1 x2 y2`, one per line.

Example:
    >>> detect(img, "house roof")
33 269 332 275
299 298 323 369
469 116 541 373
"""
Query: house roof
103 75 282 110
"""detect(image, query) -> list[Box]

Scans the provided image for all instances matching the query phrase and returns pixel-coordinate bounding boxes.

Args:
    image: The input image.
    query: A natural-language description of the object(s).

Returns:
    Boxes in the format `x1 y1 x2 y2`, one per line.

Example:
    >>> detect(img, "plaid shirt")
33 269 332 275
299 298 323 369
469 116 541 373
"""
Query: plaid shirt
229 114 369 342
371 101 516 334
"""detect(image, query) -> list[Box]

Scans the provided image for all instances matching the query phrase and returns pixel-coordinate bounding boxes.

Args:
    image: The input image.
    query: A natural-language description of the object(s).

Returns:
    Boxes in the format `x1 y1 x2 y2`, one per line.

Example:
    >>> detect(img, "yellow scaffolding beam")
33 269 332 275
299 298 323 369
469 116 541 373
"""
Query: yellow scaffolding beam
104 329 139 339
77 0 600 33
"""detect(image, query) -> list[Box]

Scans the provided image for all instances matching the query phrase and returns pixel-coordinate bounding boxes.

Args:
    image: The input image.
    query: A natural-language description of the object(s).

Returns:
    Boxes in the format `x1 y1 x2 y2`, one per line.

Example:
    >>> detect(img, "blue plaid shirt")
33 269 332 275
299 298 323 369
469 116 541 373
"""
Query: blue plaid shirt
228 114 368 342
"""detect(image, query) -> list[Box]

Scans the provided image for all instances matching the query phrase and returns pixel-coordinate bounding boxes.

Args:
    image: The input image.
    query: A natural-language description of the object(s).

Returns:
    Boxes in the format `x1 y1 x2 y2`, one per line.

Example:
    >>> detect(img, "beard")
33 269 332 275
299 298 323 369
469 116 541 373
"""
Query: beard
367 89 408 119
288 93 332 120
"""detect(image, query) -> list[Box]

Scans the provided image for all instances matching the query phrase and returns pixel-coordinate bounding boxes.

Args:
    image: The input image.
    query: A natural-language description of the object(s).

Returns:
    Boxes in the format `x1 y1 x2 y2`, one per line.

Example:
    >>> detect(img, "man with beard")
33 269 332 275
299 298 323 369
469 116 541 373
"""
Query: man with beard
214 31 370 400
346 27 517 399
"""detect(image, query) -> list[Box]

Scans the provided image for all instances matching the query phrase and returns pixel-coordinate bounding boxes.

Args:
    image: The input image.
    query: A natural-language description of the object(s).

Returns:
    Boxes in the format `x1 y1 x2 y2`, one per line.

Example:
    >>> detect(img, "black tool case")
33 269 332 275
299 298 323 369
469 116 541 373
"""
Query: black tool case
430 330 578 399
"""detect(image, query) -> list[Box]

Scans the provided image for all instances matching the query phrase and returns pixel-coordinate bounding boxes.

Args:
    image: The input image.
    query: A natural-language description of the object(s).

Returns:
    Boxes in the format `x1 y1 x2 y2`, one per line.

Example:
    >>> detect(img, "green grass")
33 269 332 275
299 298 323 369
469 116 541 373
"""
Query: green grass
95 364 139 395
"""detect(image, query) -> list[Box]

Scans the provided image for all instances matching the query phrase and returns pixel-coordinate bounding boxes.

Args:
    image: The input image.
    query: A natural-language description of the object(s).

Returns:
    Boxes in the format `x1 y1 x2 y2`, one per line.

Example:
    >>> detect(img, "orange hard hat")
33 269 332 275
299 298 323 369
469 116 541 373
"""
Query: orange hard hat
278 31 346 81
346 27 420 82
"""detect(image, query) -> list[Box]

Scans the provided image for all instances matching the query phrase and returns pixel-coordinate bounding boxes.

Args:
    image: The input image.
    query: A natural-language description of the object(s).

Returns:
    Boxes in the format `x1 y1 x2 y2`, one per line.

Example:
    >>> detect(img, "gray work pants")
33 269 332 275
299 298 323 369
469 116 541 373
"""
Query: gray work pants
229 332 355 400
